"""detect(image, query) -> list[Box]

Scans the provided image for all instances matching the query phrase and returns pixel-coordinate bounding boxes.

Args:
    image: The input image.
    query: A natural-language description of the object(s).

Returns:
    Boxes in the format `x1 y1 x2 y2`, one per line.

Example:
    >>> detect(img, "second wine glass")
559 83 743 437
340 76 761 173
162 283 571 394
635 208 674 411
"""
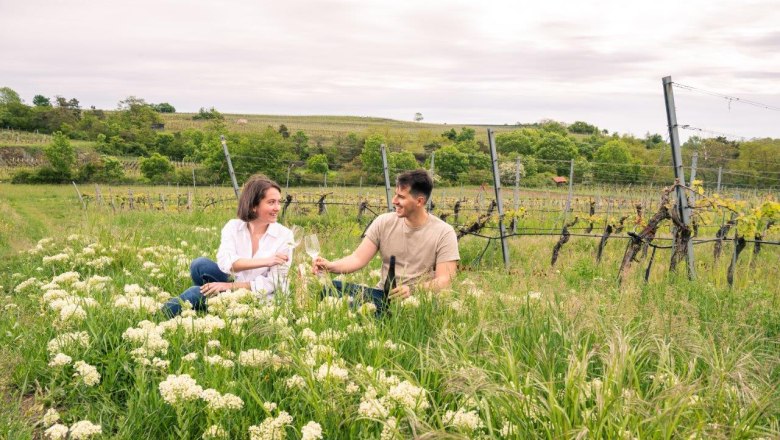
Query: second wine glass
304 234 320 260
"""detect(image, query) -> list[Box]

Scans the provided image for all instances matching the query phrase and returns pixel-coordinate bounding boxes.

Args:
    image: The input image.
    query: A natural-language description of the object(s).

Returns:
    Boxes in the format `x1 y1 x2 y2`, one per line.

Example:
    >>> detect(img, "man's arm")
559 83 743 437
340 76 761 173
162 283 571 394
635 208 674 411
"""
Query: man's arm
422 260 457 290
389 260 457 299
313 237 378 274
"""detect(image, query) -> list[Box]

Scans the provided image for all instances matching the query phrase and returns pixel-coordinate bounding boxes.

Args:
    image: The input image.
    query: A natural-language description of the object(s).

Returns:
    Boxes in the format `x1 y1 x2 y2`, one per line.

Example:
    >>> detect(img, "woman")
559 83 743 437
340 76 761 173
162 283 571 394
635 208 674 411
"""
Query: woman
162 174 294 317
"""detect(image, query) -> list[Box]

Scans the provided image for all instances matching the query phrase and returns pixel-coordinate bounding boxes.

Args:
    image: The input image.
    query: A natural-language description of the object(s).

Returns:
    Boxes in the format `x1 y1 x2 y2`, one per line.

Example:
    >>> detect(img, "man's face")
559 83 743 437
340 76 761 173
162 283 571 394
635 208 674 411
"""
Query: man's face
392 185 424 218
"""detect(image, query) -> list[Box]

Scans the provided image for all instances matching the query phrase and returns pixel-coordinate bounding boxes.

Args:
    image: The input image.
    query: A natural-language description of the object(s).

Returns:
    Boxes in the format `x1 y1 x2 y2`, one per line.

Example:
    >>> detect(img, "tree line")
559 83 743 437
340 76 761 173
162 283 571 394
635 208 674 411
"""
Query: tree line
1 86 778 188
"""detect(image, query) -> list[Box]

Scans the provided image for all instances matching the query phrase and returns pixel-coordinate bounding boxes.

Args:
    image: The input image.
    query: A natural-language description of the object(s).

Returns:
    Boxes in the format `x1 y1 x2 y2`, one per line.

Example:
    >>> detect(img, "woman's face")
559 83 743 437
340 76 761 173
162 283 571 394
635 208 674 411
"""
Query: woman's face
253 188 282 223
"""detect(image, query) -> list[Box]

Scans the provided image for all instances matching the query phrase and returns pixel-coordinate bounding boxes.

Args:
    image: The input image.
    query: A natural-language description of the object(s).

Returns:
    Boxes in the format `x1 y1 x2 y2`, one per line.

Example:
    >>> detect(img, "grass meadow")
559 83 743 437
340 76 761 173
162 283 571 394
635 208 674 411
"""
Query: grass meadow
0 184 778 439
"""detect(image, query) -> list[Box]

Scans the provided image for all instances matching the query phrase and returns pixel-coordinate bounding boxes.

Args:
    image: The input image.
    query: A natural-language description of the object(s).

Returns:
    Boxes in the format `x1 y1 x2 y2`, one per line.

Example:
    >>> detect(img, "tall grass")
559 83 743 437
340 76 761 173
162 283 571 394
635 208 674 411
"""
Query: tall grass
0 184 778 439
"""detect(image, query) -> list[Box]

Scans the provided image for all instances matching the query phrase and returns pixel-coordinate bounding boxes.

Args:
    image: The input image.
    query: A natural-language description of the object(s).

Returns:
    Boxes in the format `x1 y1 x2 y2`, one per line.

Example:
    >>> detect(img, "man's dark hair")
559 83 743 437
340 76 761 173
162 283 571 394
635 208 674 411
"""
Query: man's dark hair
237 174 282 221
396 169 433 202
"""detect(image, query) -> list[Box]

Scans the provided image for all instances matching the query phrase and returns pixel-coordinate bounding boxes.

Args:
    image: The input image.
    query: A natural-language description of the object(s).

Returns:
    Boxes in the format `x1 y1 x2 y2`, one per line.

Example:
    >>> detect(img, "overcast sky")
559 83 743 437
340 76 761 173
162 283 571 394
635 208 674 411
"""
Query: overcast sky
2 0 779 140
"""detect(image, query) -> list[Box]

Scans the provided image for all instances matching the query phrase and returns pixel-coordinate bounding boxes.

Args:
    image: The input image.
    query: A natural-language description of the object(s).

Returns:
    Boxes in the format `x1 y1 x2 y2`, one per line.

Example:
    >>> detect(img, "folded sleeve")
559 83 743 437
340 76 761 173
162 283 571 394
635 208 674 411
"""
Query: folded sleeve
436 228 460 263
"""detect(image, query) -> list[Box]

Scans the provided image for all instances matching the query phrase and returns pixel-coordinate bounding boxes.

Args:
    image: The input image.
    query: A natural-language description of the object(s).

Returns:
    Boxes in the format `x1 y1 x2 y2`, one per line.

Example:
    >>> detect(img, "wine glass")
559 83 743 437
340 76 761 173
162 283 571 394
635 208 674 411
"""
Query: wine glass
304 234 320 260
288 225 302 249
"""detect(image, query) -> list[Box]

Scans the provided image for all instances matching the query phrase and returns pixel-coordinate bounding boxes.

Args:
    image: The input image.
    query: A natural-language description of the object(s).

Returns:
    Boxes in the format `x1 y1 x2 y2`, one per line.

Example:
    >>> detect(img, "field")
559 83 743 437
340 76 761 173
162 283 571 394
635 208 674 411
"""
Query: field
1 184 779 439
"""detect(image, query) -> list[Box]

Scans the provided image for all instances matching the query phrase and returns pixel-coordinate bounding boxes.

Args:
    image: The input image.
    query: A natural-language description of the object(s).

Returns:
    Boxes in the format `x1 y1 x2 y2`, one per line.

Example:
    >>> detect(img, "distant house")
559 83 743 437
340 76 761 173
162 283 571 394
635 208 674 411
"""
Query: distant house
236 118 248 125
552 176 568 186
151 123 165 130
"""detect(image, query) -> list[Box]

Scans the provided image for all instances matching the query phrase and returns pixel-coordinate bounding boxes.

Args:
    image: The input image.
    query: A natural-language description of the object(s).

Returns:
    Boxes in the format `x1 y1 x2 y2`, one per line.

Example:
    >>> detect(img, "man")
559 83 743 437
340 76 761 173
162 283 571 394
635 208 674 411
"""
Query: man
313 169 459 300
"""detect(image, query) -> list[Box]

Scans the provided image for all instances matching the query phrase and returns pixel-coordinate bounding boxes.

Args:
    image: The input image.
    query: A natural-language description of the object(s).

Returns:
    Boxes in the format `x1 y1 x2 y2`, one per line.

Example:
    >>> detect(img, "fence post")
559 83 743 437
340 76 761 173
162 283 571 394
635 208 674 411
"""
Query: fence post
689 152 698 220
220 135 240 200
72 182 86 210
380 144 393 212
94 184 103 207
513 157 521 234
563 159 575 227
662 75 696 280
716 166 722 192
427 152 435 211
488 129 510 269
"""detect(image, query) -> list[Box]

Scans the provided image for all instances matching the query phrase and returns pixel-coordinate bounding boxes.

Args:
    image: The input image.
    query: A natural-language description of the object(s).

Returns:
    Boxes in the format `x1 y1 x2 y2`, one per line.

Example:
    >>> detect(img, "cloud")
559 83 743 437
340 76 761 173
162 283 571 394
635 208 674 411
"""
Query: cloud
1 0 778 138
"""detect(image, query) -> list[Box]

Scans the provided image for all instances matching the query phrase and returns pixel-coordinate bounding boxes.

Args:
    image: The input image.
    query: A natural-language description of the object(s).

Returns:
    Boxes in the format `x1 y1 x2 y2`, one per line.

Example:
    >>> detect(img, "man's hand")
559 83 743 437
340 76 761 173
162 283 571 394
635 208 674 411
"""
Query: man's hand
312 256 330 274
389 284 411 300
201 282 232 297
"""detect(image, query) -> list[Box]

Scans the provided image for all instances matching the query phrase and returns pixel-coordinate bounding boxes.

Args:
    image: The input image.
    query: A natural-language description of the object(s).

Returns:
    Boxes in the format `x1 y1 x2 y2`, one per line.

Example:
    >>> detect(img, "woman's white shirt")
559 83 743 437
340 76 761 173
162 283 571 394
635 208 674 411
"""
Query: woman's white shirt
216 219 294 296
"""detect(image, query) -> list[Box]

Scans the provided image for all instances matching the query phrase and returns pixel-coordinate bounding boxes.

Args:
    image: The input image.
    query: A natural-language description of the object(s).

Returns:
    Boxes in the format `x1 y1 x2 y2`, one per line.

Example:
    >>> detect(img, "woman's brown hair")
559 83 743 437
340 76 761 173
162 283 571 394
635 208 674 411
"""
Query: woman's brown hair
236 174 282 221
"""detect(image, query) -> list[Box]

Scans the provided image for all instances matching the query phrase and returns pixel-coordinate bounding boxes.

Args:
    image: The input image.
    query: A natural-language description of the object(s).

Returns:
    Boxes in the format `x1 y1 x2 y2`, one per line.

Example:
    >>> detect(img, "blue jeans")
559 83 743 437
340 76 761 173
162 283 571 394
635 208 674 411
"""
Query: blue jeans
323 280 389 317
161 257 230 317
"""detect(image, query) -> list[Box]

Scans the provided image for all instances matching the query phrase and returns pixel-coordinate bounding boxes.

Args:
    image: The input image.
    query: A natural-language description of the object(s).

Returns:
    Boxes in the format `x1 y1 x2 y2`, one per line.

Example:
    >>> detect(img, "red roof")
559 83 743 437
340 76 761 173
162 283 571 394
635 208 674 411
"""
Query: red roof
552 176 568 183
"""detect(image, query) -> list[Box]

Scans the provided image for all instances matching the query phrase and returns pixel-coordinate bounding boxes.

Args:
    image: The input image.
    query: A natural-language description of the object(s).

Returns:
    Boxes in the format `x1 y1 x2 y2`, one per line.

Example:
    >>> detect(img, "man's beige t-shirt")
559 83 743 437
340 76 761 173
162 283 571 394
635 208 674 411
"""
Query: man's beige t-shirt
365 212 460 289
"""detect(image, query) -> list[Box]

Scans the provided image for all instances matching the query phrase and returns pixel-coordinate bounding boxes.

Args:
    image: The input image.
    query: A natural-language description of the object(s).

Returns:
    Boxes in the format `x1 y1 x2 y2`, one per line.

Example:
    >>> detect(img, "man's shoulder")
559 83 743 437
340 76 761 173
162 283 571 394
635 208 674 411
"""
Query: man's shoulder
428 214 456 234
374 212 399 225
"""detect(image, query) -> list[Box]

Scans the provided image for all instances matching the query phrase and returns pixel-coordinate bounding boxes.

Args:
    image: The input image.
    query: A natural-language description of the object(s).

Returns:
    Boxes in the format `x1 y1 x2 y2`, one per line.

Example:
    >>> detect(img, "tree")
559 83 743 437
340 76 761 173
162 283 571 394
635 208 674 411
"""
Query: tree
193 107 224 120
33 95 52 107
152 102 176 113
568 121 599 134
360 134 386 174
46 131 76 179
538 120 568 135
0 87 22 105
435 145 469 183
291 130 310 160
389 151 418 173
441 127 474 143
306 154 329 175
534 132 578 175
496 129 540 155
593 140 639 182
414 112 424 122
140 153 174 182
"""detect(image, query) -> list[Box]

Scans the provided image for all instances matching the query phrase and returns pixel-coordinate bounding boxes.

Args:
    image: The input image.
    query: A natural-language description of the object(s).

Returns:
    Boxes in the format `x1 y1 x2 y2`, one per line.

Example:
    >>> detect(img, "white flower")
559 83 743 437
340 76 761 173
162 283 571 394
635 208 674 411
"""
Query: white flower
358 397 389 419
204 355 235 369
400 296 420 307
182 352 199 362
45 423 69 440
43 253 70 264
47 331 90 355
203 425 228 439
249 412 293 440
200 389 244 411
499 422 518 436
301 421 323 440
286 375 306 390
159 374 204 406
443 409 483 431
263 401 278 412
52 271 80 285
386 380 429 411
346 382 360 394
315 363 349 382
42 408 61 427
380 417 400 440
48 353 72 368
207 339 221 349
59 304 87 323
14 277 39 293
68 420 102 439
73 361 101 386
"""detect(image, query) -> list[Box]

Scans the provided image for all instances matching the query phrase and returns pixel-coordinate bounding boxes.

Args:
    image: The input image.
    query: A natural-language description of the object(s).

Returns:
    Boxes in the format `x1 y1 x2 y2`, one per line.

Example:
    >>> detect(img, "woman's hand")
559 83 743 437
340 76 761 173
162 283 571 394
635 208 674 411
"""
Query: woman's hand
265 253 289 267
201 282 234 297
